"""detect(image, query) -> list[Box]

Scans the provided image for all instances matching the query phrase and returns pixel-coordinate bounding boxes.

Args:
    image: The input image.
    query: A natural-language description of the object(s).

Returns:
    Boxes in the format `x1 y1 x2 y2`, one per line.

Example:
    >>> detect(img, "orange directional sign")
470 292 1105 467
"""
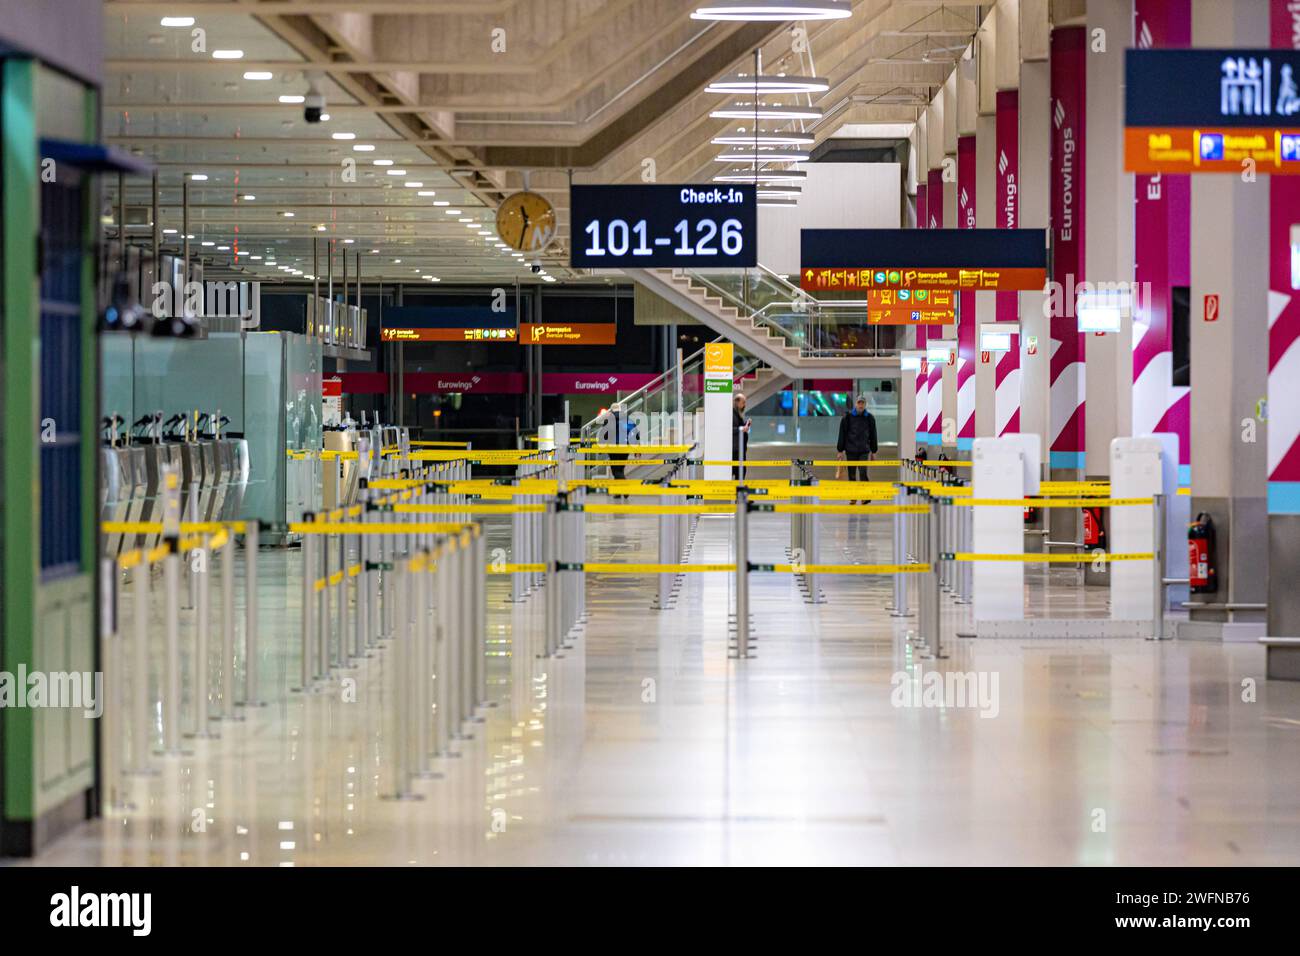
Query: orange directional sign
800 267 1045 293
866 288 955 325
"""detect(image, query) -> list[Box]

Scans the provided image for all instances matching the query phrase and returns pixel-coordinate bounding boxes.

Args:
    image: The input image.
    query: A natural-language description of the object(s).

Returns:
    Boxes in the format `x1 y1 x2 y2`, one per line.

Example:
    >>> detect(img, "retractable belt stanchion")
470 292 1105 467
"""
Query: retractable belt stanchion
435 537 453 758
544 495 560 658
355 483 370 659
957 486 973 605
1152 493 1166 641
316 512 329 682
299 512 316 692
99 557 125 810
474 526 490 705
162 538 185 754
921 492 945 660
383 556 420 801
219 529 239 720
131 554 154 773
243 520 264 707
891 485 910 617
189 533 214 738
733 488 751 660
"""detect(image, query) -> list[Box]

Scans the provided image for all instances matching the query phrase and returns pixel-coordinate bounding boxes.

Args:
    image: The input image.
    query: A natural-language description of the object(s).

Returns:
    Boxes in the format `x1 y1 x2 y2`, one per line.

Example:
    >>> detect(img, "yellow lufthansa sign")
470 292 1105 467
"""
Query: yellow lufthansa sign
704 342 733 374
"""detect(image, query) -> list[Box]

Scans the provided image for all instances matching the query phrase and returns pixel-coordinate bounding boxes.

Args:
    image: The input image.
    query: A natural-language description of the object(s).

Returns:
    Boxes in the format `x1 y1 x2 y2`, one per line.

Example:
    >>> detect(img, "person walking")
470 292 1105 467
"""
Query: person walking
836 394 878 504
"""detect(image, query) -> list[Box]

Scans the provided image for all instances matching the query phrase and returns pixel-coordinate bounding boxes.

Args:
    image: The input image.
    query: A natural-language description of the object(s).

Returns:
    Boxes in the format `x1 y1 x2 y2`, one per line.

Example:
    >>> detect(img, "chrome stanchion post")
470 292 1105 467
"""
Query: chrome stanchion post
99 557 126 809
317 515 329 681
130 559 155 774
891 485 909 617
434 541 452 758
733 488 750 659
188 534 215 738
1151 493 1166 642
921 494 945 659
543 496 560 658
243 521 264 706
299 514 316 692
474 526 489 706
162 539 186 754
219 530 239 720
383 558 421 800
447 534 467 738
957 494 973 605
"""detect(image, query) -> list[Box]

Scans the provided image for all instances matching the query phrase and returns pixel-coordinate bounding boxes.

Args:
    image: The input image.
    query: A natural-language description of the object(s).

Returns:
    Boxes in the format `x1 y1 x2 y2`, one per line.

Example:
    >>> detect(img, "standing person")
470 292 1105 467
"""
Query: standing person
836 394 878 503
606 403 636 480
732 391 752 480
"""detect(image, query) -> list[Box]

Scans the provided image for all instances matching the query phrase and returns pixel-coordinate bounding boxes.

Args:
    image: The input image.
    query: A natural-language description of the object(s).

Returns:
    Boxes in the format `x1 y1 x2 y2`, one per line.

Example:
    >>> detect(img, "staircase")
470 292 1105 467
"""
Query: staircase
628 267 900 380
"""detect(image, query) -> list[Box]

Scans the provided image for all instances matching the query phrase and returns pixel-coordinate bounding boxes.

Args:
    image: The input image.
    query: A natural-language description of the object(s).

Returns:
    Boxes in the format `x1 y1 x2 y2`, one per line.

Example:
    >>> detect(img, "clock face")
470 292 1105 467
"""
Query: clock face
496 191 556 253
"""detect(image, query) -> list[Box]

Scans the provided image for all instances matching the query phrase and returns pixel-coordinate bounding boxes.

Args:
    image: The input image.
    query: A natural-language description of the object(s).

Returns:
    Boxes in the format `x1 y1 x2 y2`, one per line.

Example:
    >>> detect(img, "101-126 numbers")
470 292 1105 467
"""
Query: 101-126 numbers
583 218 744 257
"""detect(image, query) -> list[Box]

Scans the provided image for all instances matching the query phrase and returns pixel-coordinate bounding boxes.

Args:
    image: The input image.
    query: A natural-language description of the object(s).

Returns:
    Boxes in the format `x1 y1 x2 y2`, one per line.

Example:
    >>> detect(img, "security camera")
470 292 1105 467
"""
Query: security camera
304 77 325 123
530 261 542 274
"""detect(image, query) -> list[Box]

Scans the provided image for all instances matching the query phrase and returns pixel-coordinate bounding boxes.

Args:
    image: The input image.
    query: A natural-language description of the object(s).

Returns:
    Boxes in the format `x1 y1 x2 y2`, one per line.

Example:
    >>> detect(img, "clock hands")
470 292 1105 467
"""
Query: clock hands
519 206 530 247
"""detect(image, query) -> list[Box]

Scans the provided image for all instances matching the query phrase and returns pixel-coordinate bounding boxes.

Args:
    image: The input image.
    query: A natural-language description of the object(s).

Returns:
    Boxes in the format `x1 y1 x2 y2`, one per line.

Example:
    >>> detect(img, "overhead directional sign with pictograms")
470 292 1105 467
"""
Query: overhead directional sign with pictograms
1125 49 1300 174
866 288 956 325
799 228 1048 293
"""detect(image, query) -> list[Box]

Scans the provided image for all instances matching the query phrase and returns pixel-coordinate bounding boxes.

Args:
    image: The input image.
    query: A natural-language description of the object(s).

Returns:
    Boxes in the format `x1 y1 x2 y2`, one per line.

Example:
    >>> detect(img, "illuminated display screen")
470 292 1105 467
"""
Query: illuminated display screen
569 184 757 268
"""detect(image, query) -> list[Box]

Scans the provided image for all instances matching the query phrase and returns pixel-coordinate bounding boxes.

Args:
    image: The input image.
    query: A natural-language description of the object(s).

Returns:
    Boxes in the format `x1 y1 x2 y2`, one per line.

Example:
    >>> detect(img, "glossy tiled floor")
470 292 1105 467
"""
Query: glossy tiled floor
27 505 1300 866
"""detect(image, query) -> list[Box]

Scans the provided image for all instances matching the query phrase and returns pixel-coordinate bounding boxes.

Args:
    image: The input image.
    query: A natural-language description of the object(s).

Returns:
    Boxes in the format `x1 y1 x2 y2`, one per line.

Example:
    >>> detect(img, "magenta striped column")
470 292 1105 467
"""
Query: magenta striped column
1271 2 1300 518
914 183 930 446
925 168 945 444
1048 26 1086 471
1132 0 1191 484
995 89 1021 435
956 135 977 451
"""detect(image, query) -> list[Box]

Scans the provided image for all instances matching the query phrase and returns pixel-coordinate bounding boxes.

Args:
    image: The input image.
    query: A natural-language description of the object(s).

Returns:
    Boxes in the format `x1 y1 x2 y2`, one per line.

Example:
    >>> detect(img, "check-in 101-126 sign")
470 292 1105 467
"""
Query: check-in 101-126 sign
569 184 757 269
1125 49 1300 174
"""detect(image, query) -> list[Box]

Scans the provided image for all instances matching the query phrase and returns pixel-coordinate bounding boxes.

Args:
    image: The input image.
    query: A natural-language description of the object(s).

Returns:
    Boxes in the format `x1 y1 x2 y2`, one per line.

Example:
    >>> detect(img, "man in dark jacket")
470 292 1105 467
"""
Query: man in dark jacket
836 394 878 496
732 392 751 480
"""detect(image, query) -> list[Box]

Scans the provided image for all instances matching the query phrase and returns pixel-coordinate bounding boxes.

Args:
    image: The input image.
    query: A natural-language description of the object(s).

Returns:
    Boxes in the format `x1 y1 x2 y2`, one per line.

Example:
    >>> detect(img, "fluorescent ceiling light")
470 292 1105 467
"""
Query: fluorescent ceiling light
279 94 305 104
373 159 393 166
404 181 424 188
217 245 230 251
189 173 208 181
201 241 215 246
281 211 294 217
757 188 801 199
243 71 273 81
757 196 799 207
446 210 463 216
160 16 195 27
715 150 811 163
318 114 330 122
163 228 177 234
418 191 436 196
212 49 244 59
242 194 255 200
343 238 354 244
433 200 449 206
706 74 829 95
710 105 823 120
712 133 814 146
386 169 407 176
331 132 356 140
353 144 375 152
691 2 851 22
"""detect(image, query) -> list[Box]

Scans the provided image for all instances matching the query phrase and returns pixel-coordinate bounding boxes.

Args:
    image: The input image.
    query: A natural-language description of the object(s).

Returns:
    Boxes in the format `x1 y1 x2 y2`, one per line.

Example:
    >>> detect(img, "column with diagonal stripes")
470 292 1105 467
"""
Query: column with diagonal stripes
957 133 978 454
1048 25 1087 477
1132 0 1192 485
995 89 1022 435
1269 0 1300 644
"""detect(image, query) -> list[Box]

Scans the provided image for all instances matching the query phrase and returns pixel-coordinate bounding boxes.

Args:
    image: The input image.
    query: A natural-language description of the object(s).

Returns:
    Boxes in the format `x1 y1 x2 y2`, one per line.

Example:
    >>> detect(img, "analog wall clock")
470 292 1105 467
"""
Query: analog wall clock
496 191 557 252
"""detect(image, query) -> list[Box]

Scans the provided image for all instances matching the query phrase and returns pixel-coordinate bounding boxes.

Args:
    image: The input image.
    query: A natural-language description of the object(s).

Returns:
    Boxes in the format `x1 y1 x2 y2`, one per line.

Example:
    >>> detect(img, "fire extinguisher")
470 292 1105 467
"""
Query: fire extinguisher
1082 506 1107 549
1024 505 1038 525
1188 513 1217 593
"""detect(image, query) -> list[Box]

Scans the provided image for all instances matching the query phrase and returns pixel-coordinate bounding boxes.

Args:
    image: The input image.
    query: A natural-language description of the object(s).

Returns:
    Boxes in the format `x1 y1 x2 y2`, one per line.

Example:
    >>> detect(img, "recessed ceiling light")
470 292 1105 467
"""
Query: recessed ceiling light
343 238 354 244
185 234 195 239
160 16 195 27
281 211 295 217
242 194 255 201
315 224 326 231
190 173 208 181
279 94 305 104
212 50 244 60
714 150 811 163
163 228 177 234
433 200 449 206
353 144 375 152
373 159 393 166
243 71 273 81
319 114 330 122
712 133 815 146
370 248 379 253
417 191 436 197
251 255 262 260
393 259 402 264
237 250 250 256
217 245 230 251
331 132 356 140
447 210 464 216
404 182 424 188
386 169 407 176
201 241 214 246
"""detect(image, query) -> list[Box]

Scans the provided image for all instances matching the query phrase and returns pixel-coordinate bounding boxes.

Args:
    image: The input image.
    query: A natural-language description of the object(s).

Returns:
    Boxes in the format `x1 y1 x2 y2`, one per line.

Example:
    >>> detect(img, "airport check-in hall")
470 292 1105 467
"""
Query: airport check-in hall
2 0 1300 901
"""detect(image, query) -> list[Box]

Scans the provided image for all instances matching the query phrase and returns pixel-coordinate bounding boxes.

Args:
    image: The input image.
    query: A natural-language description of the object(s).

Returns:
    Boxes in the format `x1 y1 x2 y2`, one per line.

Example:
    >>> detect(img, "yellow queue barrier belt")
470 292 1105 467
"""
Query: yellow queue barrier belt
575 562 737 574
487 563 547 574
102 520 250 534
954 497 1154 508
572 458 671 465
585 444 693 454
947 552 1154 563
409 440 471 447
394 503 547 515
756 563 931 574
752 503 930 515
580 503 725 515
288 521 473 535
